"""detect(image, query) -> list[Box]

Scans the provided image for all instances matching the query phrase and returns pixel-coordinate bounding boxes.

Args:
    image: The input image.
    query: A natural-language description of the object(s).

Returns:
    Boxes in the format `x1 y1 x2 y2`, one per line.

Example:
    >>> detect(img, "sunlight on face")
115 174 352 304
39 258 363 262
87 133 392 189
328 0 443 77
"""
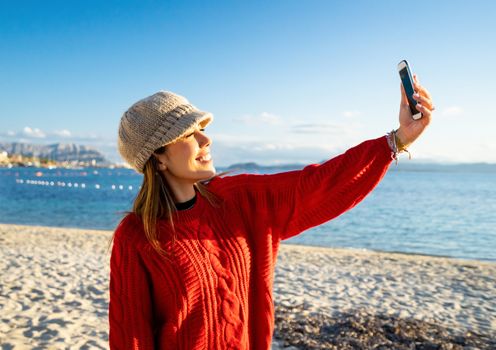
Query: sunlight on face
159 124 215 184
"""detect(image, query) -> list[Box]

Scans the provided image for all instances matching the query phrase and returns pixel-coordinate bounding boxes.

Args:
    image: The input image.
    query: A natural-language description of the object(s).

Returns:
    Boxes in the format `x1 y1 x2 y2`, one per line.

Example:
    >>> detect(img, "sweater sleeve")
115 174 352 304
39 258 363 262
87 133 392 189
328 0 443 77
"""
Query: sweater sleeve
225 135 393 241
109 220 155 349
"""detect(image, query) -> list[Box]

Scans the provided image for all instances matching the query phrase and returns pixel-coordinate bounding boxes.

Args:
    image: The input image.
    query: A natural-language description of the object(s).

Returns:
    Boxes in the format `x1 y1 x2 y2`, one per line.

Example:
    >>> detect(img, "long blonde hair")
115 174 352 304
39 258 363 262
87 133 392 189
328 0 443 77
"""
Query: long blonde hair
107 147 229 260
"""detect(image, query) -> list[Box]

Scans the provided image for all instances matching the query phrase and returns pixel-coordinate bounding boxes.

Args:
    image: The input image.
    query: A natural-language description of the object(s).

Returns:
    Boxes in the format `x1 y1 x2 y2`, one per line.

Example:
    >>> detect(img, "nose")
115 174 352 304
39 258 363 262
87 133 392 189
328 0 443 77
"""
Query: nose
197 130 212 148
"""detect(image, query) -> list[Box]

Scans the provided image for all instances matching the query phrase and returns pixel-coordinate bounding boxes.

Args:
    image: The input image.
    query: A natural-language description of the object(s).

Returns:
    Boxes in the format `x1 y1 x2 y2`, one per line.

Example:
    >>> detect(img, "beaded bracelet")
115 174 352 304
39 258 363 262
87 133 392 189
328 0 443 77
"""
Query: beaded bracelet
386 129 411 164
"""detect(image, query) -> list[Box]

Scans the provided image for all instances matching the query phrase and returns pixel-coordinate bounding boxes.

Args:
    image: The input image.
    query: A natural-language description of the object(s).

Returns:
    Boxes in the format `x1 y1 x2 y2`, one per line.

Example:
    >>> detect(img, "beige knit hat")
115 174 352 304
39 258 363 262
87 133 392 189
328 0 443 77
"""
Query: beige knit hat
117 91 213 173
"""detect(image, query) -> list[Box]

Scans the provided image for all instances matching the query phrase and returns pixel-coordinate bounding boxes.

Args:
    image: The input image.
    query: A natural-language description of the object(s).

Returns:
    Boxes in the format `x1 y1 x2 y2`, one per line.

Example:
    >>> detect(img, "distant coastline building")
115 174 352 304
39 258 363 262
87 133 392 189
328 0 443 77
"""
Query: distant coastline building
0 151 9 164
0 142 118 169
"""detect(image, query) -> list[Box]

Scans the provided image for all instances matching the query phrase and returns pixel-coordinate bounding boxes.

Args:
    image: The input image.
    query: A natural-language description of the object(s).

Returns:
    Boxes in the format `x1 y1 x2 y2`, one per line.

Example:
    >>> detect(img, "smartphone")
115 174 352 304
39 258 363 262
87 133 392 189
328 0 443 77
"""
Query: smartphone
397 60 422 120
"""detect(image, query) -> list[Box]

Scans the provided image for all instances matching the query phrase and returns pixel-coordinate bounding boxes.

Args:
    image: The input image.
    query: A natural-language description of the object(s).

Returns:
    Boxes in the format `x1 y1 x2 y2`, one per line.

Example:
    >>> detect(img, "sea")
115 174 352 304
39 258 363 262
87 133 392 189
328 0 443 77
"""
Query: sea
1 164 495 262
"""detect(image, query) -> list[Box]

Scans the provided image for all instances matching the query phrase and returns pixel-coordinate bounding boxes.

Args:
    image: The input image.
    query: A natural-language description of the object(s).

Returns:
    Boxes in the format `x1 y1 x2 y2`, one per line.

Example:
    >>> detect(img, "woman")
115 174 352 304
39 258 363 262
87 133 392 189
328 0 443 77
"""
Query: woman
109 76 434 349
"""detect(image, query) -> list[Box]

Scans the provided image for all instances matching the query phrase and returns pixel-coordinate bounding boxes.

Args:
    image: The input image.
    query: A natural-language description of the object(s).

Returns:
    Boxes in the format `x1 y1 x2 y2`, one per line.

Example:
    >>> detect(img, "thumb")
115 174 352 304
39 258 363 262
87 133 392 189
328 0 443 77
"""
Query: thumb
400 83 408 106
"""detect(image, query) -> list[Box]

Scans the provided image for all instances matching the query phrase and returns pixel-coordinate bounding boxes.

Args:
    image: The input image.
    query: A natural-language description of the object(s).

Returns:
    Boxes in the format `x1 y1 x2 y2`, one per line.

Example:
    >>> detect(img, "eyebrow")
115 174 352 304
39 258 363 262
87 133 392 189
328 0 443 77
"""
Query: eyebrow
190 125 206 132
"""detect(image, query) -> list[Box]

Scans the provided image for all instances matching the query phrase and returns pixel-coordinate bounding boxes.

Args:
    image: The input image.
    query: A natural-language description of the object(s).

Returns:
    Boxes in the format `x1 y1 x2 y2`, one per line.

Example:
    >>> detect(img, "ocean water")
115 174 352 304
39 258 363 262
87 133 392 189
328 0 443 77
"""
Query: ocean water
0 165 495 261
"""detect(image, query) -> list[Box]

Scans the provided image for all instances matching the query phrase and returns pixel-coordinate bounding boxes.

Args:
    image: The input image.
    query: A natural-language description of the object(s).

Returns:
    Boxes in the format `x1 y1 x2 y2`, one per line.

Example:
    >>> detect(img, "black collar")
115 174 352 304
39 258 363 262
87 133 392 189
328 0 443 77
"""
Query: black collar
175 192 197 211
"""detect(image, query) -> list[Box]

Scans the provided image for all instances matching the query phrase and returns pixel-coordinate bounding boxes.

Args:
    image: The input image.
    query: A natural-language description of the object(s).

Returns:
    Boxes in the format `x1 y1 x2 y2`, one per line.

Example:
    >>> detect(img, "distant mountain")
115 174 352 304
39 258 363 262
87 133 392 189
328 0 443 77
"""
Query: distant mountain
386 161 496 173
225 162 305 172
0 142 113 166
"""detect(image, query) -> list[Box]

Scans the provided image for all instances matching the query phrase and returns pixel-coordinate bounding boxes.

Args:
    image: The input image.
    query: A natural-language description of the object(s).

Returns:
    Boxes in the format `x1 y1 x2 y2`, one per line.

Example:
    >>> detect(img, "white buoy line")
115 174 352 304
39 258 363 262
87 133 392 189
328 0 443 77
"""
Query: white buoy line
15 179 139 191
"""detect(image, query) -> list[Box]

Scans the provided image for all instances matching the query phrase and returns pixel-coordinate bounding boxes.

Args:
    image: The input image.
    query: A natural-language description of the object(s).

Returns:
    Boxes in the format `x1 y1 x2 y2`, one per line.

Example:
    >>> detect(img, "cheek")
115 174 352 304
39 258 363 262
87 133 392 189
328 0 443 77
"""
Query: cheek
169 143 197 169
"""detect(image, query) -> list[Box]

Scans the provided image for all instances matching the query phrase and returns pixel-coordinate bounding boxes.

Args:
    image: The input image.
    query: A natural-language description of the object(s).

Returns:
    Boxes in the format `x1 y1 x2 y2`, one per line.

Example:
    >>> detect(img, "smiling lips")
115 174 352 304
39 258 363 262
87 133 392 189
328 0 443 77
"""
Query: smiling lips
196 153 212 162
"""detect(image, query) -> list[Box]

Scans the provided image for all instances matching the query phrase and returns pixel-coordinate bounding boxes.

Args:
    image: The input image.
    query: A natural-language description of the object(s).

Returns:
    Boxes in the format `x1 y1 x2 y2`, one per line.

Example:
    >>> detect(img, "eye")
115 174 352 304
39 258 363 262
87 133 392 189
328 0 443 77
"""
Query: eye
187 128 206 137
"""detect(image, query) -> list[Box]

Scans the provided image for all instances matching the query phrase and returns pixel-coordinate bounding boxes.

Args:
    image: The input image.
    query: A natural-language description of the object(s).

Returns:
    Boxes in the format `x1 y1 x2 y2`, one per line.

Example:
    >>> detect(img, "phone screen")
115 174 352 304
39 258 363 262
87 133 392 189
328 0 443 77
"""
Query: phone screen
399 66 420 116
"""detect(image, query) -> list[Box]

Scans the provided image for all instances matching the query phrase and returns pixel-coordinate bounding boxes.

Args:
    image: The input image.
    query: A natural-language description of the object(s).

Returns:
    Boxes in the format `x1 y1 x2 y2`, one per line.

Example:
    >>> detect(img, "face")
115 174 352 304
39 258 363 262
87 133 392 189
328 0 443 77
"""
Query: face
154 123 215 185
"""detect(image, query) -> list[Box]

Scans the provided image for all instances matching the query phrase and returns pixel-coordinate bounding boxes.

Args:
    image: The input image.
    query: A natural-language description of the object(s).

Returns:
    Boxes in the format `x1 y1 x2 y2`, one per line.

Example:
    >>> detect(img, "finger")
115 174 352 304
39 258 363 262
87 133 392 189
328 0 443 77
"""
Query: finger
413 75 421 90
413 75 435 112
413 79 432 97
418 85 433 101
412 75 432 99
415 102 433 118
413 93 434 110
400 83 408 105
413 74 424 93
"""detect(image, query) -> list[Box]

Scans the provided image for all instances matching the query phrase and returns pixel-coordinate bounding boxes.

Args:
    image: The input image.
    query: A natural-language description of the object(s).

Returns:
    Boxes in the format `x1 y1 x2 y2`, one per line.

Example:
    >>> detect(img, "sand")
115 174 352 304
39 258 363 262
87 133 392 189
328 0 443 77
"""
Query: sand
274 245 496 335
0 223 495 349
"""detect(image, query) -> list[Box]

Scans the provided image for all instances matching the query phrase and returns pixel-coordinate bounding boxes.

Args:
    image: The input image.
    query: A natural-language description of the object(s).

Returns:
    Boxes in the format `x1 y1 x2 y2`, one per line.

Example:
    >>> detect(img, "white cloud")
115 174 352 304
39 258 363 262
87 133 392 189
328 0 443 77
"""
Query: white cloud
0 127 107 146
52 129 72 137
290 121 363 136
247 143 296 152
342 110 361 118
208 132 259 144
441 106 463 117
22 126 46 138
234 112 282 125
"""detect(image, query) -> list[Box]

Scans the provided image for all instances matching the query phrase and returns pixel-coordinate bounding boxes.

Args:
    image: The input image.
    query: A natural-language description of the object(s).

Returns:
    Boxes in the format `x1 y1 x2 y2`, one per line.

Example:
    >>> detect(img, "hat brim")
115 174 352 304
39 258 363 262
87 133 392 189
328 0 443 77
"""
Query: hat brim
163 110 213 146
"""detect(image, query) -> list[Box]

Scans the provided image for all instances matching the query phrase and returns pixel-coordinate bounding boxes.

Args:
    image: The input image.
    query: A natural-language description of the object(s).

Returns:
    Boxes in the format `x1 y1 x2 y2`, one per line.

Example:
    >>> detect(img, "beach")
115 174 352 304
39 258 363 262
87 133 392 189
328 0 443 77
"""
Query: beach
0 223 495 349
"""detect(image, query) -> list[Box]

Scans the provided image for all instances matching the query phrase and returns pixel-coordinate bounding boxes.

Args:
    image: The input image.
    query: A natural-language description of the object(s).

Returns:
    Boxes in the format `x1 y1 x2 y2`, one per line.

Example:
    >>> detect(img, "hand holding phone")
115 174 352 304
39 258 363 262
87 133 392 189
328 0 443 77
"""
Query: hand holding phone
397 60 422 120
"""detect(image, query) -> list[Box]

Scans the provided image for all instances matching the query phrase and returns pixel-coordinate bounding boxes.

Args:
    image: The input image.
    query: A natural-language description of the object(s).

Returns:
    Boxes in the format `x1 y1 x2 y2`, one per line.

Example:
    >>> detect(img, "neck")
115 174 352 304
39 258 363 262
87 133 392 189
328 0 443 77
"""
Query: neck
159 170 201 203
172 186 196 203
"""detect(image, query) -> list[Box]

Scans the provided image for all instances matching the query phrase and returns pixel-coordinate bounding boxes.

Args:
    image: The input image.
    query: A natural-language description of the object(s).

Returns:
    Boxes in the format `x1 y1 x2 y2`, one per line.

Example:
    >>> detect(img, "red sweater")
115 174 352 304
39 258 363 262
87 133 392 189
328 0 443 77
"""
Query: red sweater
109 136 393 349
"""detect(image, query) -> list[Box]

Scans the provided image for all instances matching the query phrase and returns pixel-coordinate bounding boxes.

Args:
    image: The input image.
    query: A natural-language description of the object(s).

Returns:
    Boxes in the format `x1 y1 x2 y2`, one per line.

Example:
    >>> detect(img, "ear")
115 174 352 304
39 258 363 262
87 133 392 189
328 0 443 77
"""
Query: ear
158 160 167 171
153 155 167 171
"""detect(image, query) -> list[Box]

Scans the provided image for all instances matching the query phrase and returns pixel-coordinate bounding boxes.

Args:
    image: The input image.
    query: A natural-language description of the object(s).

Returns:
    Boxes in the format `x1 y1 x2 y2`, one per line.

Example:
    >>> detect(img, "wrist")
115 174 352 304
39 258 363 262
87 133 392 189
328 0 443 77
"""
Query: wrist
394 128 411 151
386 129 413 164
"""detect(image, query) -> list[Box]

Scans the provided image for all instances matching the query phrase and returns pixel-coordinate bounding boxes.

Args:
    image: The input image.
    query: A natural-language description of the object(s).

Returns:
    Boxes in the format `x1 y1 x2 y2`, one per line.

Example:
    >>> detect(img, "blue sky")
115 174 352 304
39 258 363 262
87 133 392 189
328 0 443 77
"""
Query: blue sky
1 0 495 166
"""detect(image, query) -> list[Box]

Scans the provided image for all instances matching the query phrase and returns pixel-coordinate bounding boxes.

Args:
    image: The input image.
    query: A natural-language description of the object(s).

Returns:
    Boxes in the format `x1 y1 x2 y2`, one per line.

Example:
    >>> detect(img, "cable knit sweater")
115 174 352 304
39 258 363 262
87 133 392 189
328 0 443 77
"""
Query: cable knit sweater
109 135 393 349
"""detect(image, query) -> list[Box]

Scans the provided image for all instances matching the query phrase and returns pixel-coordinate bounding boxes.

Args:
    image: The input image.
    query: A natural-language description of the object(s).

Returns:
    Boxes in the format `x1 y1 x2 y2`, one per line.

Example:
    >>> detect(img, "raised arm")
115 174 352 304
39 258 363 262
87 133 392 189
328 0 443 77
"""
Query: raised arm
218 135 393 241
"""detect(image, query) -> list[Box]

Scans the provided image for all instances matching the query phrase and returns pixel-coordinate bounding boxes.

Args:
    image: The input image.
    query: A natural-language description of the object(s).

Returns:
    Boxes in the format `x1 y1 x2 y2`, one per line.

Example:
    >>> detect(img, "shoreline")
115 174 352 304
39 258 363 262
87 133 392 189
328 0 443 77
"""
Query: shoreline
1 223 495 348
282 241 496 265
1 222 494 264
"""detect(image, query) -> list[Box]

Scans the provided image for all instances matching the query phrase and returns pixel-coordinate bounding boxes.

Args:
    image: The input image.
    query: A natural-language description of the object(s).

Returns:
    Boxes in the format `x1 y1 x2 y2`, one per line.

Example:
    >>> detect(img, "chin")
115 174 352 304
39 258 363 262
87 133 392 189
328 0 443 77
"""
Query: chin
198 166 216 180
207 166 217 178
